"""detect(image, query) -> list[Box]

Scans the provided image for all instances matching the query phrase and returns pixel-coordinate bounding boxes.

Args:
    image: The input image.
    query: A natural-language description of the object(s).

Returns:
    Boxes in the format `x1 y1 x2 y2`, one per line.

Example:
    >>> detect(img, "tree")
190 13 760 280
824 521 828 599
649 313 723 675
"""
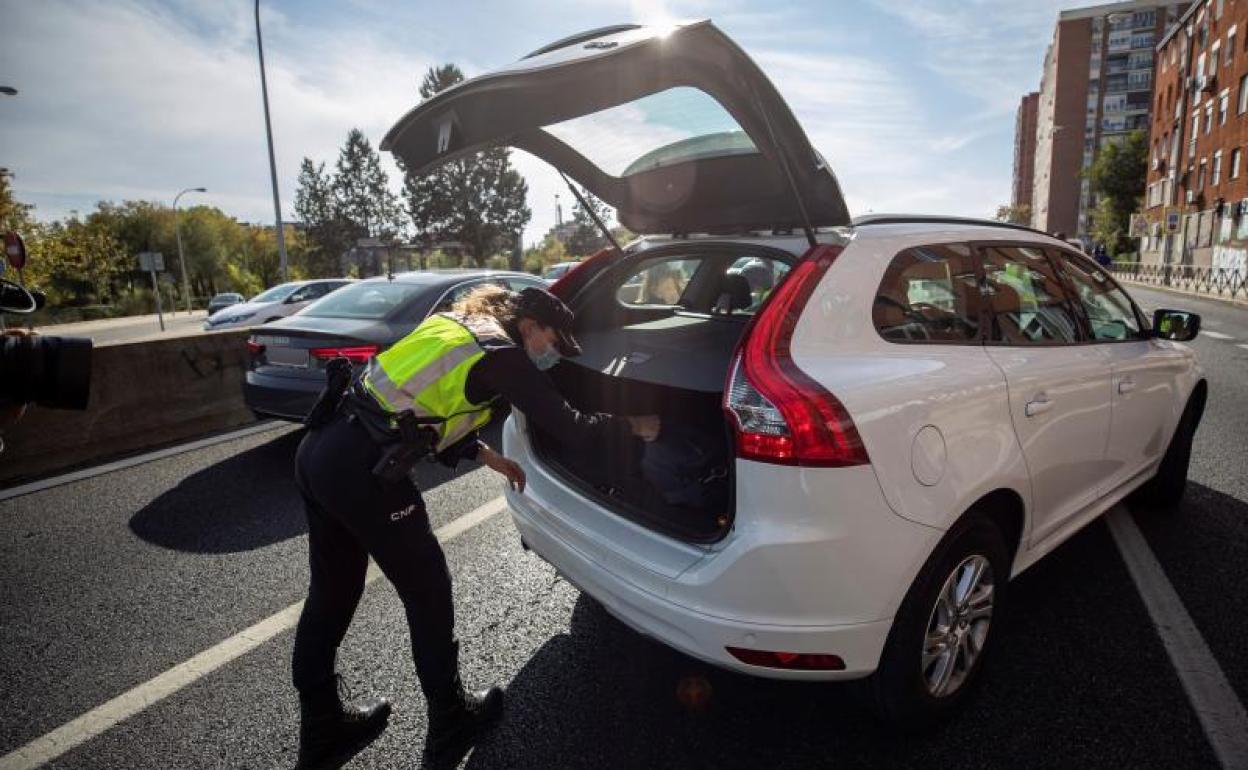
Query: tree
565 187 613 257
994 203 1032 226
0 171 34 233
333 128 402 240
1086 130 1147 256
400 64 531 265
295 157 355 275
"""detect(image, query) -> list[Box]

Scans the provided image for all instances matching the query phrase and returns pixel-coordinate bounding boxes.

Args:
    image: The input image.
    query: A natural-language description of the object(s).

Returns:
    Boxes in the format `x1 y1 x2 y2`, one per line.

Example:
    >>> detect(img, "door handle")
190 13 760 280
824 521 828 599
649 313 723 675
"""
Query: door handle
1024 395 1053 418
1118 378 1136 395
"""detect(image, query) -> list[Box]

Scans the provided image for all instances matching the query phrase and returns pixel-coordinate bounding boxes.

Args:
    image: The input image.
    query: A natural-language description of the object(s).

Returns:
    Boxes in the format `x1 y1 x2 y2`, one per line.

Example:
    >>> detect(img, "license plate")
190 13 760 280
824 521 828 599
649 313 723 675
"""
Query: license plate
256 336 290 346
266 347 308 368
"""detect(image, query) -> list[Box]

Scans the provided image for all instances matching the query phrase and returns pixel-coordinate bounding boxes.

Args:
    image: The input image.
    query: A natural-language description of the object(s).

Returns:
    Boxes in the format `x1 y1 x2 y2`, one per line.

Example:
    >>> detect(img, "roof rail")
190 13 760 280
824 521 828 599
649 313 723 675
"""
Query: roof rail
851 214 1055 239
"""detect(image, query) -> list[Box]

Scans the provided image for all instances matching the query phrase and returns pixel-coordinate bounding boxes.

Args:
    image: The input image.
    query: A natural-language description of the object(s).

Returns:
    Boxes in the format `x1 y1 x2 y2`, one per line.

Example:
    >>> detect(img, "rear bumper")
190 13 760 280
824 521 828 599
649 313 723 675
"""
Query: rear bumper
502 414 943 681
508 487 895 680
243 370 322 421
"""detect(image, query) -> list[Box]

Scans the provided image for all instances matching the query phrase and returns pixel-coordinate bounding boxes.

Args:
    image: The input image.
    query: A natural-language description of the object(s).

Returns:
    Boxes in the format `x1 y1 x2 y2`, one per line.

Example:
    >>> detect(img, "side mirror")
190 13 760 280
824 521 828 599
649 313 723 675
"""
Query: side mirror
1152 309 1201 342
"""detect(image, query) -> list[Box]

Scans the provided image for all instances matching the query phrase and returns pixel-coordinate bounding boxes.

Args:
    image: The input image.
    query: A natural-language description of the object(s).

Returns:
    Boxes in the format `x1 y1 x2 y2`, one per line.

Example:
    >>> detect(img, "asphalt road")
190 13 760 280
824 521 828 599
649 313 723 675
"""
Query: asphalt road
1 284 1245 769
29 311 209 346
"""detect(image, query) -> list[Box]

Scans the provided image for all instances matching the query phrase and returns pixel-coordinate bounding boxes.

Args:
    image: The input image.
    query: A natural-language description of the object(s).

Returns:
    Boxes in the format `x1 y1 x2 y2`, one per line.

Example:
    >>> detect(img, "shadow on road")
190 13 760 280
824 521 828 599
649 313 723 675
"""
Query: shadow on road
459 520 1212 769
129 421 503 554
128 430 309 553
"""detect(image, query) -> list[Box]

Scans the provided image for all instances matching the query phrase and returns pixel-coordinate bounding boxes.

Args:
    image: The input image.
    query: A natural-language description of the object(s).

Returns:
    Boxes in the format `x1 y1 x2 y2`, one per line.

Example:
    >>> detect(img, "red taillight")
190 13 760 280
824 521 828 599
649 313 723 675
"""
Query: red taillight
246 338 265 356
549 246 615 300
309 345 379 365
725 647 845 671
724 244 869 468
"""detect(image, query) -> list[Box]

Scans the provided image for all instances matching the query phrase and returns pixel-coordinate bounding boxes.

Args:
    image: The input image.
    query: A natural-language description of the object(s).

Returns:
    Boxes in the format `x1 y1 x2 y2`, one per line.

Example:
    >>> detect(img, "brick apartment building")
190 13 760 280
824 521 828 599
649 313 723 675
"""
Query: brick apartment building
1013 92 1040 211
1030 1 1189 241
1141 0 1248 271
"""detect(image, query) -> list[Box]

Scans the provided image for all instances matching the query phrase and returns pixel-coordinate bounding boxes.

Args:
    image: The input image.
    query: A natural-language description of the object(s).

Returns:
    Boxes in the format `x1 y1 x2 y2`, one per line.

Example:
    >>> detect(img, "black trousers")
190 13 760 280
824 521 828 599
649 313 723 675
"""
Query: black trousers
292 413 457 701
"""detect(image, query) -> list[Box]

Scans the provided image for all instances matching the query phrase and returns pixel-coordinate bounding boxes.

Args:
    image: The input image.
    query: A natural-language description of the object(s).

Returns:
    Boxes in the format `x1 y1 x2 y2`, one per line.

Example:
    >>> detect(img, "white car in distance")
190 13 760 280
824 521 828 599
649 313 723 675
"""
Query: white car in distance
382 21 1208 726
203 279 352 331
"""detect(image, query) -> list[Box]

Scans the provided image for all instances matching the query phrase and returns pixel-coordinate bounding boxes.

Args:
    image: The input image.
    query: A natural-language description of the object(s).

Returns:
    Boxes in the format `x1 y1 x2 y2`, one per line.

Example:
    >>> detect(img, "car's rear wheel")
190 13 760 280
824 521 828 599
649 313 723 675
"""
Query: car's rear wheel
864 515 1008 728
1131 394 1202 511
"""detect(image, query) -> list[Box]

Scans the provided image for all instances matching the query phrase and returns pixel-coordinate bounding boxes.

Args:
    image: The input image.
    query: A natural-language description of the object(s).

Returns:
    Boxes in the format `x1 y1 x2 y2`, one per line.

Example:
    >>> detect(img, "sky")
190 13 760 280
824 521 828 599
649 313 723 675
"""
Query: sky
2 0 1086 248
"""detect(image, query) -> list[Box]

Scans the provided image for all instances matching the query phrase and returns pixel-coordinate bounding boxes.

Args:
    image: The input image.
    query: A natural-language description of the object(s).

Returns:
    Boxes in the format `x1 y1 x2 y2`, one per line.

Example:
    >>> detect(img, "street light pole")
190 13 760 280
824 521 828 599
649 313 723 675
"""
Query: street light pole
255 0 289 282
173 187 206 314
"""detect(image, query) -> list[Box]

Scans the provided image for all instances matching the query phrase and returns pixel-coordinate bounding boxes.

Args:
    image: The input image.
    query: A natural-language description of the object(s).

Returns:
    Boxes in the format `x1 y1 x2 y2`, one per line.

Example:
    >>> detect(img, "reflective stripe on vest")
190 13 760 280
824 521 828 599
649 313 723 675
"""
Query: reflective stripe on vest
363 313 499 453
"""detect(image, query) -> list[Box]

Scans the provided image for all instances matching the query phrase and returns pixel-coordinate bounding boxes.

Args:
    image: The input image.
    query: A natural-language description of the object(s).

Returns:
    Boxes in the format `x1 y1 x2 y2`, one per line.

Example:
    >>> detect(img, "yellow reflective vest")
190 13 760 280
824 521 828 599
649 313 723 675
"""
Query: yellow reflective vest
363 313 503 453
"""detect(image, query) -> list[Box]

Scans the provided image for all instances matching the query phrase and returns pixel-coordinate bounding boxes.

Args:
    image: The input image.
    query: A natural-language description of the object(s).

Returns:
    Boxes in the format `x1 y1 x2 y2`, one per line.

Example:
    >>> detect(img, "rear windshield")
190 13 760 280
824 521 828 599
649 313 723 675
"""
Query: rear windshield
542 86 758 177
302 282 424 319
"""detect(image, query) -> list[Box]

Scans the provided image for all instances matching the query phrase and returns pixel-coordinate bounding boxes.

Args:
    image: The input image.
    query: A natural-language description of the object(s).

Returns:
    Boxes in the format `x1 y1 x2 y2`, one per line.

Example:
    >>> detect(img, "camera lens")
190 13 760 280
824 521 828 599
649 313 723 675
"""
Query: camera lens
0 334 93 410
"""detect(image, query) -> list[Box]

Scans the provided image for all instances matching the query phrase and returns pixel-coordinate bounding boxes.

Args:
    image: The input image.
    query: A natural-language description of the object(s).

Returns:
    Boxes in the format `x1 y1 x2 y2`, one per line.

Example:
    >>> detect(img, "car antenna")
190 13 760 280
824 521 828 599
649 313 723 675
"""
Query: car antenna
752 86 817 249
558 171 625 257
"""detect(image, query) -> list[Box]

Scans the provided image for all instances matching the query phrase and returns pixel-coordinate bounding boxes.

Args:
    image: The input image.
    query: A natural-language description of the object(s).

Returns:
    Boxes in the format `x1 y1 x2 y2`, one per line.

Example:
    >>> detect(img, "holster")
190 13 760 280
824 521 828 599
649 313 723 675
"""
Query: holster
341 383 442 483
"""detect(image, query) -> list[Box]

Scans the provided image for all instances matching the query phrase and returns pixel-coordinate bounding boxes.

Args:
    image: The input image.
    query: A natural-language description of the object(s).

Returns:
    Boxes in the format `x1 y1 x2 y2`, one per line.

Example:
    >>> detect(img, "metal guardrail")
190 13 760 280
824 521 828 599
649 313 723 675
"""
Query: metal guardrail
1109 262 1247 301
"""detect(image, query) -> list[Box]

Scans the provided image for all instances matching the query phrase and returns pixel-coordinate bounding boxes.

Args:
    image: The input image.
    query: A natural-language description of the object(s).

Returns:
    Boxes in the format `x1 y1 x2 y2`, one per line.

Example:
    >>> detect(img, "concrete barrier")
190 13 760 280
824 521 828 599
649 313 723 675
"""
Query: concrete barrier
1 329 260 487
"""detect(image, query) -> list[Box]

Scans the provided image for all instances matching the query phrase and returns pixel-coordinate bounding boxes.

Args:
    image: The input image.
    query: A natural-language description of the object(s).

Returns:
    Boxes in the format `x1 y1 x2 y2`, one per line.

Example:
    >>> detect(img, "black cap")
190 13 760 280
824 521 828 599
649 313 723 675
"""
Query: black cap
515 287 582 357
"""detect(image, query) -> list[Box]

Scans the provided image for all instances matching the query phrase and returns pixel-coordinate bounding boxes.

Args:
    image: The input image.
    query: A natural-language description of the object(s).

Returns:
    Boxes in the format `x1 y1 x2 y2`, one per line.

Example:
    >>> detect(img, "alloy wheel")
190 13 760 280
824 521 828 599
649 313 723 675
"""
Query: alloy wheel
921 554 994 698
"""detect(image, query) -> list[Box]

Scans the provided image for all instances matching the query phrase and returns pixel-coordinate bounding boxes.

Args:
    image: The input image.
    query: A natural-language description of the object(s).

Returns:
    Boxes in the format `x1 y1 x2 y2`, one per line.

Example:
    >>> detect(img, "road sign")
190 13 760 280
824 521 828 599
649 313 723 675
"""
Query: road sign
138 252 165 272
1164 209 1181 234
1129 214 1149 238
4 230 26 271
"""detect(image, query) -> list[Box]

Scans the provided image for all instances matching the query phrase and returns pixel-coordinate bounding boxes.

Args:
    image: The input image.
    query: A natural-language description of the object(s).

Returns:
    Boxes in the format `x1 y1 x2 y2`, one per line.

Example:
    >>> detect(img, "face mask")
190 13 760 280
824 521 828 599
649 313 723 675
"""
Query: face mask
528 345 561 371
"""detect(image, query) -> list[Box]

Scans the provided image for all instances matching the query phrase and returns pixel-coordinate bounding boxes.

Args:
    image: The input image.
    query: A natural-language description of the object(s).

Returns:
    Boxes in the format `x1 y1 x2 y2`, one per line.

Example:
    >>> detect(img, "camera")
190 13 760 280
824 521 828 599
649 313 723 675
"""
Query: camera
1 278 93 411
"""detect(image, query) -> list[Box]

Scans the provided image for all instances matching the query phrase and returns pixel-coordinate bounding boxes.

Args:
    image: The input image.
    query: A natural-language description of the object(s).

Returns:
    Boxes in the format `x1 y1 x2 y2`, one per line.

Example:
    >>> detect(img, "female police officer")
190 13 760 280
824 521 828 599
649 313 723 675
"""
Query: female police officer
291 285 659 766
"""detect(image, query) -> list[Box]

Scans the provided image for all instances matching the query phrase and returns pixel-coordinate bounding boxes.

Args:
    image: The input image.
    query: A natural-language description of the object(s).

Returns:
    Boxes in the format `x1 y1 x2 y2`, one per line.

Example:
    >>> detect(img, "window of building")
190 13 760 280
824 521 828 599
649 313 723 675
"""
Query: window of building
1229 28 1238 65
1198 158 1207 189
1214 150 1223 186
1220 90 1230 124
1216 0 1225 21
1240 74 1248 114
1205 102 1214 134
1212 41 1221 75
1233 147 1242 179
872 244 982 344
1191 114 1200 157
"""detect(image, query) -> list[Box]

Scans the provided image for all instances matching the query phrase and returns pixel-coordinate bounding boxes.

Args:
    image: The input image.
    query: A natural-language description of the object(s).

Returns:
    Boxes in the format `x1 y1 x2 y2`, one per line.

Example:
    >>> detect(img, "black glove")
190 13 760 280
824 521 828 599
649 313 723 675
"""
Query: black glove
304 357 354 429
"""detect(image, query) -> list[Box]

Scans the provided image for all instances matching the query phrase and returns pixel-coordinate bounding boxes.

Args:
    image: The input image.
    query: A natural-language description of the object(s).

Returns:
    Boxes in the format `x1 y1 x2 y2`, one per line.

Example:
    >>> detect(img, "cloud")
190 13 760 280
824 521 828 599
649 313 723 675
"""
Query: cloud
2 0 427 226
1 0 1046 249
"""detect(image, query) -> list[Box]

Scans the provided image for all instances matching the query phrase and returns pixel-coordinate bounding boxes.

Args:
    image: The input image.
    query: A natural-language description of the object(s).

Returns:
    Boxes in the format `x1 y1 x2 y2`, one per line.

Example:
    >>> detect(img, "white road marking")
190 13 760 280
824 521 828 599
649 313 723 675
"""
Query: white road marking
0 496 510 770
1201 330 1235 340
1107 506 1248 769
0 422 293 502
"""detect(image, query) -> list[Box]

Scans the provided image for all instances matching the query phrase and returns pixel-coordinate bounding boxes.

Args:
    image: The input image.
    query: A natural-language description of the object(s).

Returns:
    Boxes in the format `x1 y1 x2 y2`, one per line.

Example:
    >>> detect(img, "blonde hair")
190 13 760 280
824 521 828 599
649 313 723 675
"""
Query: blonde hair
452 284 517 323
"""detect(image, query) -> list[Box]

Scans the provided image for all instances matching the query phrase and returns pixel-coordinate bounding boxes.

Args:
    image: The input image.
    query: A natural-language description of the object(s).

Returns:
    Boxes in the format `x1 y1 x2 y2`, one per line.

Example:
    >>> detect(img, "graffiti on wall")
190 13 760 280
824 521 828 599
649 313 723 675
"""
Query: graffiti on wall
1212 244 1248 272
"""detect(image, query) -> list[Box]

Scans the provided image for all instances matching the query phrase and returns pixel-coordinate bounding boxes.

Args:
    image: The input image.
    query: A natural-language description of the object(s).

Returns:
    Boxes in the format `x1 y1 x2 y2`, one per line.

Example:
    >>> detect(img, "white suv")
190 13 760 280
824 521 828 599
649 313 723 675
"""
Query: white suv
382 22 1206 723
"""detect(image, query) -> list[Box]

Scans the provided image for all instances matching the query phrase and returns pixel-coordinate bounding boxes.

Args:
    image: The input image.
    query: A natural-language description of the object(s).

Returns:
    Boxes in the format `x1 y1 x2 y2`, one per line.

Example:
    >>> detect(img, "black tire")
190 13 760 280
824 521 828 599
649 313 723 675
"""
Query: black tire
1132 397 1201 511
864 515 1009 729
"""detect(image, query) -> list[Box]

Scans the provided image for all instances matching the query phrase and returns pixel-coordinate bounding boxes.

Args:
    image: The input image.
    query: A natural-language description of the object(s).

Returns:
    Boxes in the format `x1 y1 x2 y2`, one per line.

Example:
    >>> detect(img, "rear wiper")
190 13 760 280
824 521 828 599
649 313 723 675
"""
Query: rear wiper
559 171 625 257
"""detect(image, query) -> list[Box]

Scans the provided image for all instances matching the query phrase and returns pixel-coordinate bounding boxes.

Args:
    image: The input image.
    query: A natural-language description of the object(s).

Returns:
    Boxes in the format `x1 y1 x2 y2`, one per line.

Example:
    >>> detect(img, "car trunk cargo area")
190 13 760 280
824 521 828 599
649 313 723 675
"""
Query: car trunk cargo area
528 313 748 543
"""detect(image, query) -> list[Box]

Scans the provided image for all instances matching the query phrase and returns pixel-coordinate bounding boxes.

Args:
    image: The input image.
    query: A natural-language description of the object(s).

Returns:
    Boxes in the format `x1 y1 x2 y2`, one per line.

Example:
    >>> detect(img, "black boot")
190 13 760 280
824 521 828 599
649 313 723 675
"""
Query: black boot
296 675 391 769
424 672 504 757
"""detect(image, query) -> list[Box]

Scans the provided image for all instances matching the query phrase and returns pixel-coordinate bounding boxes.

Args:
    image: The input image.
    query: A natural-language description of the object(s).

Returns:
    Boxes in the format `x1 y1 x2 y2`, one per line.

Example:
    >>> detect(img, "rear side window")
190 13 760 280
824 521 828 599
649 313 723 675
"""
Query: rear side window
617 258 700 307
615 254 790 315
980 245 1081 344
1058 254 1144 341
873 244 982 343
